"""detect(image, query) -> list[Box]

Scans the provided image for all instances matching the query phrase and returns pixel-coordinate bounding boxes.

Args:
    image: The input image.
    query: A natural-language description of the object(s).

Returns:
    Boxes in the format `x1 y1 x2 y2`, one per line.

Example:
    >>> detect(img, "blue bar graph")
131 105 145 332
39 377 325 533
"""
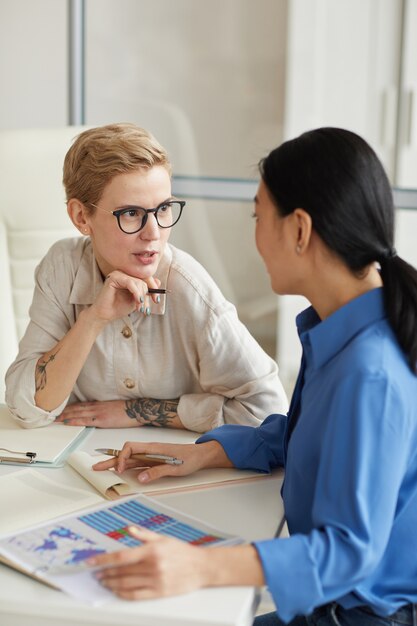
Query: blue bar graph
79 499 223 546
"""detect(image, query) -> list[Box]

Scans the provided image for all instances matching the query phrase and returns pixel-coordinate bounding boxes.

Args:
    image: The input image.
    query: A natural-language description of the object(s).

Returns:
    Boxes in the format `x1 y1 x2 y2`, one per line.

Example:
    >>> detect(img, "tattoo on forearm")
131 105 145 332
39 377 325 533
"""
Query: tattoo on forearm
35 351 60 392
125 398 179 427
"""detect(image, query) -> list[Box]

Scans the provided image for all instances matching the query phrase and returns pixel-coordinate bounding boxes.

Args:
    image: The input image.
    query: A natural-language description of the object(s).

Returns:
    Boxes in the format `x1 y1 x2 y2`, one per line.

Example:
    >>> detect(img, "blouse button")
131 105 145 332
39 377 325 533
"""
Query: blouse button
124 378 135 389
121 326 132 338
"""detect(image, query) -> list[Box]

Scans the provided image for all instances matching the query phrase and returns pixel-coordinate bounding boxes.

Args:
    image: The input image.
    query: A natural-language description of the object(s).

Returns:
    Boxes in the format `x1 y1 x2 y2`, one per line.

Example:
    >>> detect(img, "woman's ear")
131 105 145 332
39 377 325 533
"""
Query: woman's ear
67 199 91 236
293 208 312 255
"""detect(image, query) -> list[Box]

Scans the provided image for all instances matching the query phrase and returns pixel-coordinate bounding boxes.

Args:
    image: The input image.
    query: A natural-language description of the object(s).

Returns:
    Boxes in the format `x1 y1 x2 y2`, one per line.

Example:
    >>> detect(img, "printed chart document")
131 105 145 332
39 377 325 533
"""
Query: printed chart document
0 492 242 605
0 407 88 466
68 450 267 499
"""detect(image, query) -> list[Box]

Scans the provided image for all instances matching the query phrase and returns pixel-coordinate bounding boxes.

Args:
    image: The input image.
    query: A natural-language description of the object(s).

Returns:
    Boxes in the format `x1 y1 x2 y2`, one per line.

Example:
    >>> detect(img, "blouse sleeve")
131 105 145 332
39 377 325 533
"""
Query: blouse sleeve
197 412 288 471
177 300 288 432
5 253 73 428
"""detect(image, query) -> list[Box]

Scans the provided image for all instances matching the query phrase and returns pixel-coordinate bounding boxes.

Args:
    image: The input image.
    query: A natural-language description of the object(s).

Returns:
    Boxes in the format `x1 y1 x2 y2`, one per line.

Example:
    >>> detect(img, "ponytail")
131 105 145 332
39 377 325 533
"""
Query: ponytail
379 255 417 373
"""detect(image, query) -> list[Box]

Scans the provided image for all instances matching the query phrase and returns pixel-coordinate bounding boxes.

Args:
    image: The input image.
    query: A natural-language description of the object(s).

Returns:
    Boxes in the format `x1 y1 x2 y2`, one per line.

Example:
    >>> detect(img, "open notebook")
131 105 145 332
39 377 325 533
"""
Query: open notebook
68 450 269 499
0 406 88 467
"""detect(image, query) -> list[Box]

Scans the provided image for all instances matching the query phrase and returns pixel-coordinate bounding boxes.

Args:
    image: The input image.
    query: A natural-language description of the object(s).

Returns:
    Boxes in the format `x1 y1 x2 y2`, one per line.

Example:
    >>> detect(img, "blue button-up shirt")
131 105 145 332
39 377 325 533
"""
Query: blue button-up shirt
198 288 417 623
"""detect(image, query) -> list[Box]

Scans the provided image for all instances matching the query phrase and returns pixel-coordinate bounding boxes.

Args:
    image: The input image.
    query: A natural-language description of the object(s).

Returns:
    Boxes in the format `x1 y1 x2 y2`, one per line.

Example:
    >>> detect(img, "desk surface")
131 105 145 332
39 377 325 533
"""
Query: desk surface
0 417 284 626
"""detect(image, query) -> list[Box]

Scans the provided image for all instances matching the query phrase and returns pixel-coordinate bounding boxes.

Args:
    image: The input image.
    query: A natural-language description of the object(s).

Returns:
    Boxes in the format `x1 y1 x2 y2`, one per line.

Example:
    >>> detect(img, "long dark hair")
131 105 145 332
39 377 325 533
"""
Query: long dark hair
259 127 417 373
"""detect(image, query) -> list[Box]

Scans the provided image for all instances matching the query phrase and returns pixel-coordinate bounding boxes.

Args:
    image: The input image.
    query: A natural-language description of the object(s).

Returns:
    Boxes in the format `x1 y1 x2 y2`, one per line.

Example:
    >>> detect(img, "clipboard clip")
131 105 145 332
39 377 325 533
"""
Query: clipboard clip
0 447 37 464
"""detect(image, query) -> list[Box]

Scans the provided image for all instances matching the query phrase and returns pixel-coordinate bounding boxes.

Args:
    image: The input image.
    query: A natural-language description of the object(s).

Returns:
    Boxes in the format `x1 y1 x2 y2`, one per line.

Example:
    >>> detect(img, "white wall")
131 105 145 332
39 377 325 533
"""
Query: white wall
0 0 67 128
85 0 287 178
279 0 417 391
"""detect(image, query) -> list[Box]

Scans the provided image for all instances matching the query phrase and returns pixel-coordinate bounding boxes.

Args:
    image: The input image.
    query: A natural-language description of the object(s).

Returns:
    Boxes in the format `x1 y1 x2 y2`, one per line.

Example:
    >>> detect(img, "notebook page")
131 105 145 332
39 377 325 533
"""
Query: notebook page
0 469 104 536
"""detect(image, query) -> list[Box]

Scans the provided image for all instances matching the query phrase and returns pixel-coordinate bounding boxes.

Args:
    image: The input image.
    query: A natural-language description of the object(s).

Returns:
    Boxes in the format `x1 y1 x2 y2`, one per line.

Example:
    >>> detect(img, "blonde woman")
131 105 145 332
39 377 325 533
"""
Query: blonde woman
6 123 287 430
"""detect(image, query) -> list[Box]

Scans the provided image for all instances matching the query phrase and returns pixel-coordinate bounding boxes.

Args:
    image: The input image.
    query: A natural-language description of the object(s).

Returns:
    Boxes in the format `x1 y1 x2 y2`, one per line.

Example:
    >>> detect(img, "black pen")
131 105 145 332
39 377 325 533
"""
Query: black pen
147 288 171 294
95 448 183 466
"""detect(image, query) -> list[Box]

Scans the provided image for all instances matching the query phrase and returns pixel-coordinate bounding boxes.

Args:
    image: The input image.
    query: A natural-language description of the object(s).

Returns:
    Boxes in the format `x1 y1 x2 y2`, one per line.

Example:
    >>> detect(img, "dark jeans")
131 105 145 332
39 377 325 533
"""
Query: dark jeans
254 602 417 626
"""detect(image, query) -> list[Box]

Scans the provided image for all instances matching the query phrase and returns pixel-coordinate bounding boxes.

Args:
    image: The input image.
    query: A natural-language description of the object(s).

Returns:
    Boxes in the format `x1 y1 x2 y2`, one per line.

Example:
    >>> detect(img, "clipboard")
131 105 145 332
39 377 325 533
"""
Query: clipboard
0 406 92 468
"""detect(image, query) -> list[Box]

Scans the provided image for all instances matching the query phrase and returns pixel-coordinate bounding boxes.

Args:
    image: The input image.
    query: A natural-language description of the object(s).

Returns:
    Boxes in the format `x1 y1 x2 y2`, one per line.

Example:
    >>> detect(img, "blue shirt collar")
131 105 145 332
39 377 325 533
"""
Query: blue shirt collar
296 287 386 369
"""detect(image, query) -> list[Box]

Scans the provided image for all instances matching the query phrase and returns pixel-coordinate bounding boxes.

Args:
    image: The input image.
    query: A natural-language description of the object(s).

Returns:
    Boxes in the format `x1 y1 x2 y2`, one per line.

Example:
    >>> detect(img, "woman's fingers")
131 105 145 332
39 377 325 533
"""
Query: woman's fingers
135 462 182 483
105 271 151 314
89 526 206 600
56 402 94 421
127 525 160 542
56 404 97 426
144 276 162 304
56 400 134 428
88 528 155 569
93 457 148 472
94 441 206 482
89 270 165 322
92 457 117 471
105 586 161 601
115 442 192 476
99 271 166 317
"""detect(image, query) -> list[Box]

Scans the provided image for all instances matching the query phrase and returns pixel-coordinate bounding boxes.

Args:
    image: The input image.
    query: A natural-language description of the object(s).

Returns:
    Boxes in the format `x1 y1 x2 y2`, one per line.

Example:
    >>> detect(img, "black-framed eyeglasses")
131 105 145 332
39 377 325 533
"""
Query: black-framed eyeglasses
89 200 185 234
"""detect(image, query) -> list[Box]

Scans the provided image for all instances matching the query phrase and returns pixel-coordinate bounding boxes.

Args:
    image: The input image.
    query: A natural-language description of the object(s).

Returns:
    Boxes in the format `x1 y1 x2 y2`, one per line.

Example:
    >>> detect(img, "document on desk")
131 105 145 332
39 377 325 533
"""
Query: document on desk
68 450 267 499
0 491 242 605
0 408 88 466
0 469 104 536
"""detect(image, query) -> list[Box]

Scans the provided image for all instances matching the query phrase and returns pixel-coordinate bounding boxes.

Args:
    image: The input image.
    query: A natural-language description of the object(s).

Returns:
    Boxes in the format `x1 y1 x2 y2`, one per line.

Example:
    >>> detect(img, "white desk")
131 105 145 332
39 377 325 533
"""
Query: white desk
0 420 284 626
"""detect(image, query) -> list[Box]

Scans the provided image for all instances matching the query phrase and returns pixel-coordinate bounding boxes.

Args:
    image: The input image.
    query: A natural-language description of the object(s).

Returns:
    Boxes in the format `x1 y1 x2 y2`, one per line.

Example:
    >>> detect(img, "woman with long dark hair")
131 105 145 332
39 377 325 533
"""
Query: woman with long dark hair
91 128 417 626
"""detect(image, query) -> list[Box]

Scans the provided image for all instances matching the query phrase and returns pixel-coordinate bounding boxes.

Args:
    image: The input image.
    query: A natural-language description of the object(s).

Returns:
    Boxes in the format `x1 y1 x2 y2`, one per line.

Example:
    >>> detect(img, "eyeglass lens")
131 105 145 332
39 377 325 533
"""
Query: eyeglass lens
119 201 183 233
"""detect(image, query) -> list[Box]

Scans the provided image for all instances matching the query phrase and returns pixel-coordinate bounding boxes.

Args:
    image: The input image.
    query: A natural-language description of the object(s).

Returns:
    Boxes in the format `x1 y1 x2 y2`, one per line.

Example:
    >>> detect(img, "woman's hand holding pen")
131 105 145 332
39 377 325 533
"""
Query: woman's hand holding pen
92 440 233 483
89 270 161 323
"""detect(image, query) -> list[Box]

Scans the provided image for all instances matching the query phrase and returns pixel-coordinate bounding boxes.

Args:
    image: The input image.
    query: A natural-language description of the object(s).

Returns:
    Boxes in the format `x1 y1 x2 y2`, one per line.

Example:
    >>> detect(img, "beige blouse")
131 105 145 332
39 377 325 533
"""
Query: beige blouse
6 238 288 430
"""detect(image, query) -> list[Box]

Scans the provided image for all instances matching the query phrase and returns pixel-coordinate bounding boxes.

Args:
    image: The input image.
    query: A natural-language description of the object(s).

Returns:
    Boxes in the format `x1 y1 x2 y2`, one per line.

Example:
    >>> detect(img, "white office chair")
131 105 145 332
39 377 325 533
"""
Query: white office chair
0 126 85 402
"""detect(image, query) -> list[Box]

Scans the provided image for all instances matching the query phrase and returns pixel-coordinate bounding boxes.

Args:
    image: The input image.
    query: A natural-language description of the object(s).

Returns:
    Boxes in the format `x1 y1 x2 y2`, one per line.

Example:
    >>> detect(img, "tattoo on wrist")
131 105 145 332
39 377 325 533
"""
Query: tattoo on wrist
35 351 60 392
125 398 179 427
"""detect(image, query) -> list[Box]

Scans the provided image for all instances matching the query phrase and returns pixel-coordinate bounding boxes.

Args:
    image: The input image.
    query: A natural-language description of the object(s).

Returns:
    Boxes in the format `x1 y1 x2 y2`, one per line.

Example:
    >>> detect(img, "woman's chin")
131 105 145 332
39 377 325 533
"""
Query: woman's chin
127 265 157 281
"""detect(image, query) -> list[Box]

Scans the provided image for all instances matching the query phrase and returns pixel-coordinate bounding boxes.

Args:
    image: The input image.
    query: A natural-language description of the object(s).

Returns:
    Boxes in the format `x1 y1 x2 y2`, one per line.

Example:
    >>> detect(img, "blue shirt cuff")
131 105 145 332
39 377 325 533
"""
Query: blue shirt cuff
254 535 323 623
196 413 287 472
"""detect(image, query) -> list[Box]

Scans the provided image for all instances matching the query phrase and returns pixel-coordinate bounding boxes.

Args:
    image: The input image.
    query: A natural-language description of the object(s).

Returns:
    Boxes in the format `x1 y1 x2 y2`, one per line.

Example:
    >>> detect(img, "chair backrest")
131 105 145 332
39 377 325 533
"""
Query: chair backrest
0 126 85 401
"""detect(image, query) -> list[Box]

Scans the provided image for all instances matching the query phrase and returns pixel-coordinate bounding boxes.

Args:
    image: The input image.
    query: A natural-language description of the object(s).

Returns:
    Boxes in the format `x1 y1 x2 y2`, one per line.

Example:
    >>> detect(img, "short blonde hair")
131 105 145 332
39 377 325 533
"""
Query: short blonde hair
63 123 172 207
